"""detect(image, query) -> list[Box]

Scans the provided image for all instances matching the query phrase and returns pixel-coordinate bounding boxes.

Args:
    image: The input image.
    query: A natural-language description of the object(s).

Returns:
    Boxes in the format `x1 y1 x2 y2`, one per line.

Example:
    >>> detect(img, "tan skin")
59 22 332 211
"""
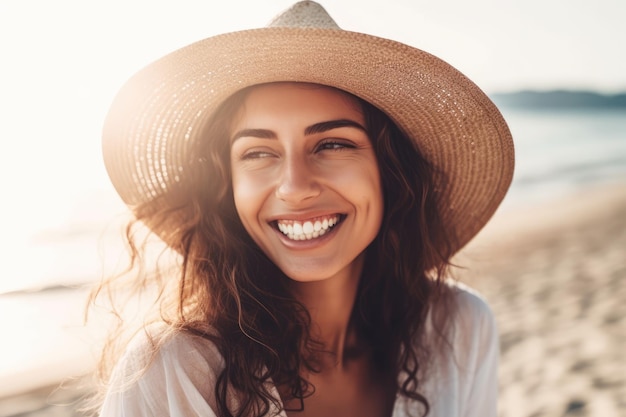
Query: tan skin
229 83 396 416
281 256 397 417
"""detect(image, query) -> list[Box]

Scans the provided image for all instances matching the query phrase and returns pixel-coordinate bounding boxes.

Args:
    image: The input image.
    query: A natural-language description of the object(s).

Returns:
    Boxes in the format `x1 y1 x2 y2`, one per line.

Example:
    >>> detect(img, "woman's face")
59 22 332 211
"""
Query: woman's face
229 83 383 283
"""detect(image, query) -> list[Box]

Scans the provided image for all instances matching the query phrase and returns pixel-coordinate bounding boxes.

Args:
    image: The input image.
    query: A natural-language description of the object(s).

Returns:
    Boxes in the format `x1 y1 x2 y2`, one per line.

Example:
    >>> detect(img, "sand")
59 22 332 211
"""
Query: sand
1 181 624 417
457 181 626 417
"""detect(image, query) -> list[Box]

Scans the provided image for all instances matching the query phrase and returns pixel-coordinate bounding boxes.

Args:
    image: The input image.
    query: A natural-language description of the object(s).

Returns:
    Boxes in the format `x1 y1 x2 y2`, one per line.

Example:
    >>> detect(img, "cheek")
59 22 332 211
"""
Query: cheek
357 166 384 227
368 177 385 229
333 164 383 207
231 171 269 230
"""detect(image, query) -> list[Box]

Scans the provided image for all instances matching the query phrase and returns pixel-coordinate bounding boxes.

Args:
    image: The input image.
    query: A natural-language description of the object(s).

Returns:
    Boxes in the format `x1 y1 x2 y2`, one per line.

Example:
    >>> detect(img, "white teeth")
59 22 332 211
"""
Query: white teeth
276 215 340 241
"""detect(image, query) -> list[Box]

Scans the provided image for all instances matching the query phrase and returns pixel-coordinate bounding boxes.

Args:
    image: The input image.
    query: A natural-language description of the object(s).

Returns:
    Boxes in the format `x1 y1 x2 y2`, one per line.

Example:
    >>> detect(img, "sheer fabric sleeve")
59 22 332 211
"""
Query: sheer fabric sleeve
99 330 225 417
458 287 499 417
393 283 499 417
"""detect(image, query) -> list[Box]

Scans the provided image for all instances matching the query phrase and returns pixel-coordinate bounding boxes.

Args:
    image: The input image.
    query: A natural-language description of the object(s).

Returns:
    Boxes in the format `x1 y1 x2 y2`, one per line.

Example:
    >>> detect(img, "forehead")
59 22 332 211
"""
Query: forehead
238 82 364 118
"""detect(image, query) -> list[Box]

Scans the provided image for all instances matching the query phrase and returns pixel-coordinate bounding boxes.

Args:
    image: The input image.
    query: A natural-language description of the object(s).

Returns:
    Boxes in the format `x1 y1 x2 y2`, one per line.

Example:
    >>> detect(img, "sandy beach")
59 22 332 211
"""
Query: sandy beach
1 181 624 417
458 181 626 417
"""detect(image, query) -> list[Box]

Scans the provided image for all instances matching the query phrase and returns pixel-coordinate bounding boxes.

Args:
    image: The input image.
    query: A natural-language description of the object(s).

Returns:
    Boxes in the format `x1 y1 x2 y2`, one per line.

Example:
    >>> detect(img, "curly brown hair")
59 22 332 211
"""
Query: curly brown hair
90 83 457 417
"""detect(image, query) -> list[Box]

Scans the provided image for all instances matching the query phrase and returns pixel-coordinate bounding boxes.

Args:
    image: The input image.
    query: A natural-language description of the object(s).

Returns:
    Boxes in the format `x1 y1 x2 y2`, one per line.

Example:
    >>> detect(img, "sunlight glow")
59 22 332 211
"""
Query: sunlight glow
0 0 624 285
0 0 624 403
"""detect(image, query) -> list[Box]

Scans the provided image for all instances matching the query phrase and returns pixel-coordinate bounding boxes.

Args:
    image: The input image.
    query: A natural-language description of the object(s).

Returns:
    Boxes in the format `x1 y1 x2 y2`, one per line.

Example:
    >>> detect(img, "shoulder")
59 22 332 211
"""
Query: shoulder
100 325 225 416
445 280 498 352
419 281 499 416
138 324 224 382
426 280 498 374
117 324 224 380
449 281 496 329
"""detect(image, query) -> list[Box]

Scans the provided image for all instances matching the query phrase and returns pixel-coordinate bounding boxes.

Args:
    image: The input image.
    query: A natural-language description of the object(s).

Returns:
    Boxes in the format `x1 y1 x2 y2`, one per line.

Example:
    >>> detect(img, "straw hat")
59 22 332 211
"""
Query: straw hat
103 1 514 253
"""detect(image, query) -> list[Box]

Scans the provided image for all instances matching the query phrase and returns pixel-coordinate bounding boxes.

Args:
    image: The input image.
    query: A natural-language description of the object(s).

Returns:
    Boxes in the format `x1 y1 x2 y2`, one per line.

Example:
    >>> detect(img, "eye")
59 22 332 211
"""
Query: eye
316 140 355 152
240 149 276 160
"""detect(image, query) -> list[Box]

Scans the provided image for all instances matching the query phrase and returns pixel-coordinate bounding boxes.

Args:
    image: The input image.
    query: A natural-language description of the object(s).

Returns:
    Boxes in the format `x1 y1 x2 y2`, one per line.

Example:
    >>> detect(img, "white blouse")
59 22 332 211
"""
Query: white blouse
100 283 498 417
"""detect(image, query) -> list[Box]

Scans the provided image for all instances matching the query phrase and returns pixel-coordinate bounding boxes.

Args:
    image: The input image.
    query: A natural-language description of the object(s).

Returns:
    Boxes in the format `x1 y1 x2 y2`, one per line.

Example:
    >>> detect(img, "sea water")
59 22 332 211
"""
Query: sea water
500 107 626 208
0 106 624 395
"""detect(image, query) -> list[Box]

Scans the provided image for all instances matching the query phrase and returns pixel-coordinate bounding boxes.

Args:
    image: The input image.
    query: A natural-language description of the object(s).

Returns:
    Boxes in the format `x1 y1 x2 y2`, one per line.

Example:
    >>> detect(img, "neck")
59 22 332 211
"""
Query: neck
290 255 364 368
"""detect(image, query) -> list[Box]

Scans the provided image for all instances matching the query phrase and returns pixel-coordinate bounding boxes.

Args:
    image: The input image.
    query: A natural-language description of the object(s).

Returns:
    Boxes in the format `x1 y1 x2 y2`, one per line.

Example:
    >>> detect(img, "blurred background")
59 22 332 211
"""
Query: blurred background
0 1 624 416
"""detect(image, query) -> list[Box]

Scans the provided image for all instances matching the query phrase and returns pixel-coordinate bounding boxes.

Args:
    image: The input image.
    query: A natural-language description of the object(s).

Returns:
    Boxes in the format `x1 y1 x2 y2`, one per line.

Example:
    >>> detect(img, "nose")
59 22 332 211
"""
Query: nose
275 155 321 204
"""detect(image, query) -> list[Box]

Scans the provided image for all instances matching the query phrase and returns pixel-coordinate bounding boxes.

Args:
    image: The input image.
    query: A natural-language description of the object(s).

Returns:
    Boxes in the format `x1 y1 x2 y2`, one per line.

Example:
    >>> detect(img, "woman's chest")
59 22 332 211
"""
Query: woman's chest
283 363 396 417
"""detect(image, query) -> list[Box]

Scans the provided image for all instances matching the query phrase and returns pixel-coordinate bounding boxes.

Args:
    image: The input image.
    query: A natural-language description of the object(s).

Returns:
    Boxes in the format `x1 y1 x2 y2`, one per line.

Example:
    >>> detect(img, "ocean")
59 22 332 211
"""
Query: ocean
0 106 625 396
501 107 626 208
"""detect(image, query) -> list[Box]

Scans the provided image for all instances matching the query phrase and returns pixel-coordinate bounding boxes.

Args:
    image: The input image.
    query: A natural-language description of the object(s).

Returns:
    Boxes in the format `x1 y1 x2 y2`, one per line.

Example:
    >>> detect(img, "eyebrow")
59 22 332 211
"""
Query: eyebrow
231 119 367 143
304 119 367 136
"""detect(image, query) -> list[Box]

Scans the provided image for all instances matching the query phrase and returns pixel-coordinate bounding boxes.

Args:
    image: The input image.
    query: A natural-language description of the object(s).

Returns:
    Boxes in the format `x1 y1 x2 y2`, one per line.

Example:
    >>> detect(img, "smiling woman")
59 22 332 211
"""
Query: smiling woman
229 83 383 284
91 2 514 417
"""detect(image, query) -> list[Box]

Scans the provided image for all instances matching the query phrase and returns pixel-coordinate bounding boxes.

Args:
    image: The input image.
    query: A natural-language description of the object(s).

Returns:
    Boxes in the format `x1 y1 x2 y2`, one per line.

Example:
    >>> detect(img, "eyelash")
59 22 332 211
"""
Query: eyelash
238 140 355 160
240 150 274 160
316 140 355 152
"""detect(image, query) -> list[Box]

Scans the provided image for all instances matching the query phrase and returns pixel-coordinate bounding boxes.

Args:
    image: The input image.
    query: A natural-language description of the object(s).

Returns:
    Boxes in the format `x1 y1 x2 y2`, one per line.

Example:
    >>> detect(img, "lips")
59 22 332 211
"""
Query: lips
274 214 342 241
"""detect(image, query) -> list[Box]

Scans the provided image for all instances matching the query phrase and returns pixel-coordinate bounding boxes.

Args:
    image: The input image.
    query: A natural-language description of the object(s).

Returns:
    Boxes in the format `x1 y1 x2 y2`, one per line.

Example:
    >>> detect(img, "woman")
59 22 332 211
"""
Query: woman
94 2 514 416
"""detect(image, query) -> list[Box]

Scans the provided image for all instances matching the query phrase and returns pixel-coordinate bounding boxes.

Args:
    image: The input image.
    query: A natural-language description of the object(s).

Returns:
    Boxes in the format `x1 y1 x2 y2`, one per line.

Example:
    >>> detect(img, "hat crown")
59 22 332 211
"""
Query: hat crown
268 1 340 29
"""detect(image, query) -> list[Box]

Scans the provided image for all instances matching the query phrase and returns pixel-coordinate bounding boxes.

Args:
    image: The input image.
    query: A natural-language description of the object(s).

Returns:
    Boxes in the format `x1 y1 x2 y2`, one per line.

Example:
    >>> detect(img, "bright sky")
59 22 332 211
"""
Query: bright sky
0 0 624 239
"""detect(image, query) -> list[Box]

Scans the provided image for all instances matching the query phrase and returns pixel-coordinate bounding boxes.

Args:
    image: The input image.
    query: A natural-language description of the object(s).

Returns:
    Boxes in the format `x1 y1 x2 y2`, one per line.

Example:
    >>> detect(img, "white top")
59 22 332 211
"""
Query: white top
100 283 498 417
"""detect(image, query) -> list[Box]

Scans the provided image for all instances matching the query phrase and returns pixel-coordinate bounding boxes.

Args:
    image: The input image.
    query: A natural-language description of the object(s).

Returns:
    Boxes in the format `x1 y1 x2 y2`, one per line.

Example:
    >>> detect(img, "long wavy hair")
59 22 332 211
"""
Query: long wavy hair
90 83 457 417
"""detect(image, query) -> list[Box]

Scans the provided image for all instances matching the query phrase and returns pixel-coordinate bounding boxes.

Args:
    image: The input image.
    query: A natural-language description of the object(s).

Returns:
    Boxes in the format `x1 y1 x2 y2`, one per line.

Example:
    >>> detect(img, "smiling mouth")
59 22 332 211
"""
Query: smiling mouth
274 215 343 241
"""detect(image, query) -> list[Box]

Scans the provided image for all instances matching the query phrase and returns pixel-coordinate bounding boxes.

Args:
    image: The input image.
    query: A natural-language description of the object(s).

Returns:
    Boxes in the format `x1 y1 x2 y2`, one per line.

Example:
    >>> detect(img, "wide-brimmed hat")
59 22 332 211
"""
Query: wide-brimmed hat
103 1 514 253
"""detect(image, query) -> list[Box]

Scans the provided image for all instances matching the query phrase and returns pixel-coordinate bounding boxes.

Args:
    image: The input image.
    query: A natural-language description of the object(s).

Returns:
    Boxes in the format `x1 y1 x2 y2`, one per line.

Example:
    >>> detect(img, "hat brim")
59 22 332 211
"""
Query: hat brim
103 27 514 253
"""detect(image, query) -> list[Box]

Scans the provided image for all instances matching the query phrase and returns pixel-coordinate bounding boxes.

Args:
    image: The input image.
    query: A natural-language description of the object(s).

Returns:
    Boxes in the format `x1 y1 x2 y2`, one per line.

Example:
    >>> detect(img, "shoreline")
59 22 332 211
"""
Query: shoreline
0 287 98 398
454 179 626 273
1 180 625 416
0 379 93 417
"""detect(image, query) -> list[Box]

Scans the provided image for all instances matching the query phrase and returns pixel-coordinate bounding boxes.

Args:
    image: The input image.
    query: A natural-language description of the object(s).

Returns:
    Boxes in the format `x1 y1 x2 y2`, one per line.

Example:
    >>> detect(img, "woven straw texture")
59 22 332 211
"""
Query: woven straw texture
102 1 514 253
